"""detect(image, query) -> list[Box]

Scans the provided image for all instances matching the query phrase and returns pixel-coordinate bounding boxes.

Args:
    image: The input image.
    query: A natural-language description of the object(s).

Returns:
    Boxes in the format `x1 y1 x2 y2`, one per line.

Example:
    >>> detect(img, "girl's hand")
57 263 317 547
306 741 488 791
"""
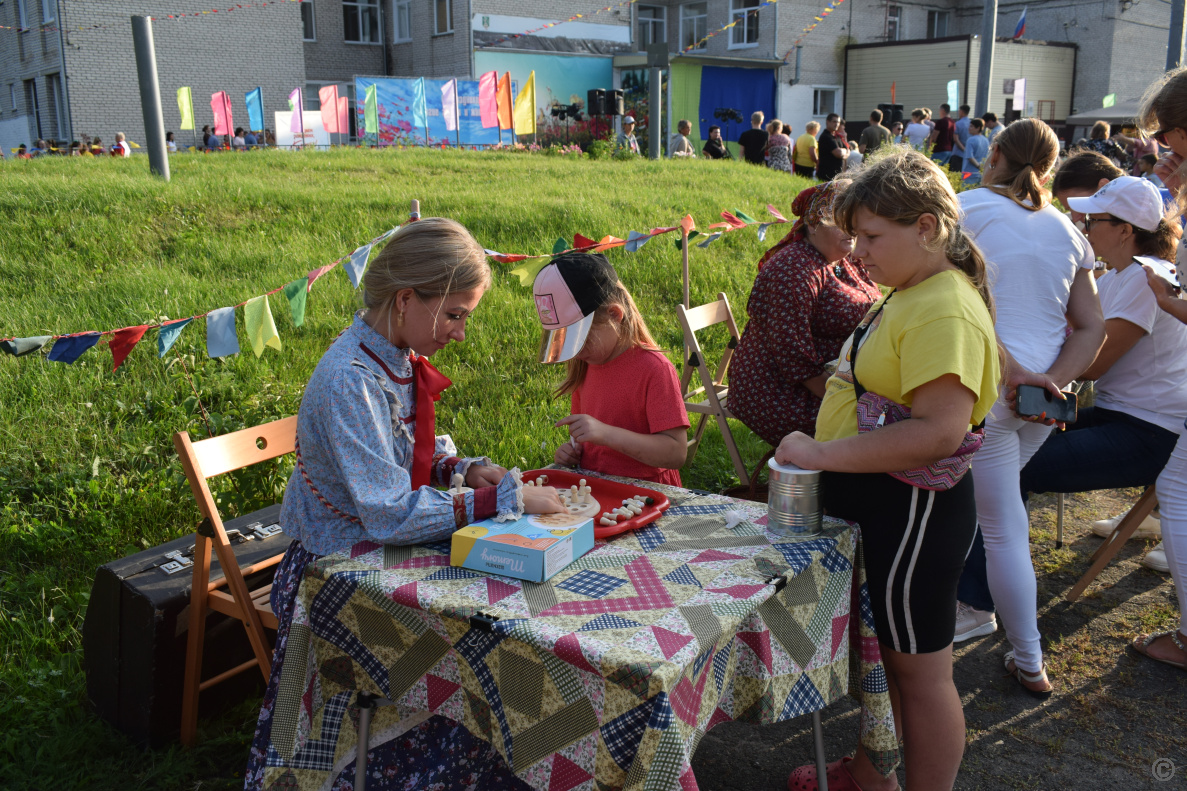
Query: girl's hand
554 439 583 467
465 463 507 488
1003 361 1067 428
523 485 565 514
775 432 826 469
556 414 609 446
1154 151 1185 194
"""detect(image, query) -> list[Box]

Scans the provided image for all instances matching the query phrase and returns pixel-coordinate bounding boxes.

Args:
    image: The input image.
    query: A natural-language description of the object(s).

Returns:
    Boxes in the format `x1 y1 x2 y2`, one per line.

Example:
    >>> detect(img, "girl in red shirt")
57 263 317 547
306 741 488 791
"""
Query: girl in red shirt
532 252 690 485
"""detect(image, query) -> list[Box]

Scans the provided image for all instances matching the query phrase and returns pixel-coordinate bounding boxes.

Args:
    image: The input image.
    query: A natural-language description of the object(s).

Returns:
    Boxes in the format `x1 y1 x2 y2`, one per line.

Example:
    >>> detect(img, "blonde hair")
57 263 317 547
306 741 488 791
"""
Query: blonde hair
1090 120 1110 140
832 150 995 319
554 281 659 396
361 217 491 314
766 119 782 135
806 121 820 134
981 117 1059 212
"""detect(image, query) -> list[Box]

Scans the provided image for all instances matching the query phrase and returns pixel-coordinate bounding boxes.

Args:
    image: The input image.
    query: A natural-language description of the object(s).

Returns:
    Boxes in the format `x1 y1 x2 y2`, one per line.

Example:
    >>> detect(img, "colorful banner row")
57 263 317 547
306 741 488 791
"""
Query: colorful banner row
0 205 791 370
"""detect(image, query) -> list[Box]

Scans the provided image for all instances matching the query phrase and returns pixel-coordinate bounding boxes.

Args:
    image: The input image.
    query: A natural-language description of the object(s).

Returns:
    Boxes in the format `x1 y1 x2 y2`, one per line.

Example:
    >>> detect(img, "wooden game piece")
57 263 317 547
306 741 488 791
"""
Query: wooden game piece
579 479 586 488
599 517 616 526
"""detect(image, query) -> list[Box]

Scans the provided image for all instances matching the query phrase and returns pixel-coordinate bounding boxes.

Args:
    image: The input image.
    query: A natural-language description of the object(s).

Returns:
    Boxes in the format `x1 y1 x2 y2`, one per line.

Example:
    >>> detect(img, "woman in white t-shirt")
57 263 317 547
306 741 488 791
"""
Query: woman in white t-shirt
957 118 1106 697
904 110 931 150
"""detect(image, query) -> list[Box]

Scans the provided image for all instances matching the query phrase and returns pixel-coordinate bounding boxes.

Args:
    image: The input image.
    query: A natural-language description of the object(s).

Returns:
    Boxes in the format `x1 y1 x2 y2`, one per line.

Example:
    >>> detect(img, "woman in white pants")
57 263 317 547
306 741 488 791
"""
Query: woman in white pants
1133 68 1187 670
958 118 1106 695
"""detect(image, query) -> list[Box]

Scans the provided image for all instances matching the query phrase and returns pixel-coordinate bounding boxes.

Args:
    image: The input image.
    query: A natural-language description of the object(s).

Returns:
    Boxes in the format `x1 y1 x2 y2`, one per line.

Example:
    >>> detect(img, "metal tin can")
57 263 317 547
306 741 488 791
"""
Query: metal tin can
766 458 822 537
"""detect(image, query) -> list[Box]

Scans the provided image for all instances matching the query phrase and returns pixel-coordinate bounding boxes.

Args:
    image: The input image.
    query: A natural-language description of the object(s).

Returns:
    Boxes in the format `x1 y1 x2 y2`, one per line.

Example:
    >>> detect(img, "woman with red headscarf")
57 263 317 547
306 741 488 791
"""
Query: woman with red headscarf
728 183 882 447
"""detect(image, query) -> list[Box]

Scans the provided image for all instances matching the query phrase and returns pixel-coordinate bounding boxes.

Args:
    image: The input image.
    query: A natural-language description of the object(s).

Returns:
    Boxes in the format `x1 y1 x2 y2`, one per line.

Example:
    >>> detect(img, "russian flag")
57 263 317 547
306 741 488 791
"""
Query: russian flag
1013 7 1027 39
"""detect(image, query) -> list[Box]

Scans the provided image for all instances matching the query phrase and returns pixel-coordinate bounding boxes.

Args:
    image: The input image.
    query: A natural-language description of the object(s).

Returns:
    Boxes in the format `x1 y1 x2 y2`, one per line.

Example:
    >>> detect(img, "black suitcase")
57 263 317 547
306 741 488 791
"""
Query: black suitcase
82 504 290 748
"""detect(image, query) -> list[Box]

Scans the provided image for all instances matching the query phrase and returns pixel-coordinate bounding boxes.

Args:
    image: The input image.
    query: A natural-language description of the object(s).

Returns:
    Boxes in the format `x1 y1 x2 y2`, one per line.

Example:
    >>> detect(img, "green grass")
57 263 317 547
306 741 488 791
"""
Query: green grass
0 148 808 790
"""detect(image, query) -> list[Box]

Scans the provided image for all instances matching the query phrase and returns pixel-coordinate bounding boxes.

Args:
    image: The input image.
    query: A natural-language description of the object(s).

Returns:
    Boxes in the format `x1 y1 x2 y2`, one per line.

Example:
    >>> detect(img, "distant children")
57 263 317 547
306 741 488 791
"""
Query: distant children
1139 153 1165 187
533 252 689 485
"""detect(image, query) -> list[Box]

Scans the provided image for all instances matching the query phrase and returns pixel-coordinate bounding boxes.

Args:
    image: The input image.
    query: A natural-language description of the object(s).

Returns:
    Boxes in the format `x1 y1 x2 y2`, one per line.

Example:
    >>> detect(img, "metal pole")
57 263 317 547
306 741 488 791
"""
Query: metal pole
681 228 690 309
812 710 829 791
130 16 169 180
1168 0 1186 70
973 0 997 118
648 66 662 160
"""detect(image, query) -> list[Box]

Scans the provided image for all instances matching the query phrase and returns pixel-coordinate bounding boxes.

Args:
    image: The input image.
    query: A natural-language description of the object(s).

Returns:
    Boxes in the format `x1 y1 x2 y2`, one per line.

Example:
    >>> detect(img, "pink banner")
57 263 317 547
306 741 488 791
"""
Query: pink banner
288 88 304 135
210 91 232 136
478 71 498 129
319 85 341 134
337 97 349 135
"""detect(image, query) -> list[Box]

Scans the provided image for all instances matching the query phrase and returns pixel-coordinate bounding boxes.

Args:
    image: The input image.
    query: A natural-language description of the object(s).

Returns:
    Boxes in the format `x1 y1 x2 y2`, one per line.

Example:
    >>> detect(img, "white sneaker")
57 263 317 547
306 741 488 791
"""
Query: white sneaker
954 601 998 642
1091 511 1161 540
1143 542 1170 573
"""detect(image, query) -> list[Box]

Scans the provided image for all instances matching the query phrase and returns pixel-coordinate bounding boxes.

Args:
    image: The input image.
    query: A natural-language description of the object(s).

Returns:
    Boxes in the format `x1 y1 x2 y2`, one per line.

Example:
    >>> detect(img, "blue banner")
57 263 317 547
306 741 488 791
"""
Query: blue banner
356 77 516 147
245 87 264 132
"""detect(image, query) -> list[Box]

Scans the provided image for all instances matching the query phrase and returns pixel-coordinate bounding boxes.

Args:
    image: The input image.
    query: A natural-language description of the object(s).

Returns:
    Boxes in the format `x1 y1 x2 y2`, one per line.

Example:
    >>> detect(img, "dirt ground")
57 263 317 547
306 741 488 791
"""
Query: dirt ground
690 490 1187 790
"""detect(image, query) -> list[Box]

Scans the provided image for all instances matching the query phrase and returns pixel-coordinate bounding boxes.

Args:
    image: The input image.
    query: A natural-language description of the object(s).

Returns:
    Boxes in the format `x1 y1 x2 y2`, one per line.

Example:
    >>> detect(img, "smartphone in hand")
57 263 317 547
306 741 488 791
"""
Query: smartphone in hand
1016 384 1078 424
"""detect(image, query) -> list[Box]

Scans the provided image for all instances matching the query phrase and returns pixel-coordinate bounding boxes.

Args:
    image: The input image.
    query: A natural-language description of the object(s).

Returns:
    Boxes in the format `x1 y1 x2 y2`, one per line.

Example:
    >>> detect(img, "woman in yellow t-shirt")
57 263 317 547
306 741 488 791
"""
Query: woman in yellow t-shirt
780 151 999 791
793 121 820 179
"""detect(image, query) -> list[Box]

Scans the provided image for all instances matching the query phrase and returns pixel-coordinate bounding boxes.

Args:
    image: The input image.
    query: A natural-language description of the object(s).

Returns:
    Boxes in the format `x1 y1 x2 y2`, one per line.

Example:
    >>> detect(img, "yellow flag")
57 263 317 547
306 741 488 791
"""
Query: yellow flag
177 87 195 131
244 295 282 357
513 71 537 136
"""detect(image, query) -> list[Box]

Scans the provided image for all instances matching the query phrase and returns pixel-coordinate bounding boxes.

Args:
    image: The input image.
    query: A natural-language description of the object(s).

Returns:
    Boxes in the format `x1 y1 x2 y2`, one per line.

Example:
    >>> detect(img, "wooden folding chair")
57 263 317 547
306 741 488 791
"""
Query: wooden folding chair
677 293 750 486
174 416 297 745
1065 485 1157 602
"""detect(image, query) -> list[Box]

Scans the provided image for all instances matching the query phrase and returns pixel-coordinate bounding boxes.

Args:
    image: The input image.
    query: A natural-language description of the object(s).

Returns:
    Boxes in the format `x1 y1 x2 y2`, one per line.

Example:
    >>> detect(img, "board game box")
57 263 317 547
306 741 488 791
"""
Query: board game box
450 510 595 583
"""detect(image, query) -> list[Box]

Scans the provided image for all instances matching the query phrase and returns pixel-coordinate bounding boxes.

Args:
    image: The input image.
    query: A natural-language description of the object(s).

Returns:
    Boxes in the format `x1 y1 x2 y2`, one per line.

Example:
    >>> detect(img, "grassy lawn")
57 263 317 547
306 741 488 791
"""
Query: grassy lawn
0 148 804 790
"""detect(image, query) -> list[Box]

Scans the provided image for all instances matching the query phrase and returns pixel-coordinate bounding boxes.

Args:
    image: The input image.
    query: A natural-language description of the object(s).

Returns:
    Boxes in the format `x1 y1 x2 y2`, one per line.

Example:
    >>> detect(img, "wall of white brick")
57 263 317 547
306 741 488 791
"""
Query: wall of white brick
0 0 69 144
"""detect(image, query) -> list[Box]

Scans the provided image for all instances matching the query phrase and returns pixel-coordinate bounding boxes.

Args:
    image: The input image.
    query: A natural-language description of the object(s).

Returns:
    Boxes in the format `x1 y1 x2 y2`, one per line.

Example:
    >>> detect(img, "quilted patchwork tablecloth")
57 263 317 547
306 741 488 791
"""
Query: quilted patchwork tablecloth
261 474 899 791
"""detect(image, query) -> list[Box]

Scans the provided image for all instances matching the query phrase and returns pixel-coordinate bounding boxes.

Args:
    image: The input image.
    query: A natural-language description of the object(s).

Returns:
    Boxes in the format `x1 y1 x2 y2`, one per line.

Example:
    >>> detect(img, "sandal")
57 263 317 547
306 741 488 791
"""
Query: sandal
787 756 899 791
1131 630 1187 671
1003 650 1053 700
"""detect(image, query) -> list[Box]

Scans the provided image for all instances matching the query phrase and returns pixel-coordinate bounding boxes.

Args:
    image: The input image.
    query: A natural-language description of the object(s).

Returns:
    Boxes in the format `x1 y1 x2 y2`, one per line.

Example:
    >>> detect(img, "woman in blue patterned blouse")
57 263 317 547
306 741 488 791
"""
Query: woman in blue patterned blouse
244 218 562 790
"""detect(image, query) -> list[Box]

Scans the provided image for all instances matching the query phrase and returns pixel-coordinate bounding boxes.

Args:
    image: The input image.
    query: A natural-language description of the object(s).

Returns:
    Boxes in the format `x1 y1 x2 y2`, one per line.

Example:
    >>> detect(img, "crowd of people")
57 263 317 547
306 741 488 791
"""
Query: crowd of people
10 127 278 158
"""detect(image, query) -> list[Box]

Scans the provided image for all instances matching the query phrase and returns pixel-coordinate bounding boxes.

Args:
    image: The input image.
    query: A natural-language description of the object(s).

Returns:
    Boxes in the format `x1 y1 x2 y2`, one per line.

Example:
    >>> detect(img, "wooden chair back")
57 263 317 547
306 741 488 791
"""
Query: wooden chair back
175 415 297 746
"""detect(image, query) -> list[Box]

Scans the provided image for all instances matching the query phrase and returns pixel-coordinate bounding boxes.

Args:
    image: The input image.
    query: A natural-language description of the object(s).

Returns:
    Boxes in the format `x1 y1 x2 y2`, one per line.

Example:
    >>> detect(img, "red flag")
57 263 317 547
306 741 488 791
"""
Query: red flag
307 264 335 291
573 233 596 249
680 214 696 234
496 73 514 131
479 72 498 128
890 81 896 104
336 96 349 135
109 325 149 371
766 204 788 222
210 91 233 136
720 211 748 229
319 85 341 133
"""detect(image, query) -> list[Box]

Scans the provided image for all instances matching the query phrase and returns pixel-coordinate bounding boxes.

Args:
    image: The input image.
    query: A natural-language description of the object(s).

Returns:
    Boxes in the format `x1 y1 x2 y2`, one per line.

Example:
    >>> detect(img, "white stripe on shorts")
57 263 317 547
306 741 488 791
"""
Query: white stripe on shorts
902 490 936 653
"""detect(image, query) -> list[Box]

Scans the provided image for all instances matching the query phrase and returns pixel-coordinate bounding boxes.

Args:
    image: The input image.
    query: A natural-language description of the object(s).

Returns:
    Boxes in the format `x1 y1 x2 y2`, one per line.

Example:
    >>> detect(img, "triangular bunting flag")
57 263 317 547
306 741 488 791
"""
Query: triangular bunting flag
625 230 652 252
552 237 569 255
674 230 701 250
767 204 789 222
206 307 239 358
283 278 308 327
734 209 758 224
757 223 773 242
109 325 149 371
573 233 596 250
307 263 335 291
508 257 551 286
157 318 193 357
594 235 626 251
378 226 400 243
47 332 102 364
696 232 723 248
720 212 748 229
0 335 52 357
244 295 282 357
680 214 696 234
344 244 372 289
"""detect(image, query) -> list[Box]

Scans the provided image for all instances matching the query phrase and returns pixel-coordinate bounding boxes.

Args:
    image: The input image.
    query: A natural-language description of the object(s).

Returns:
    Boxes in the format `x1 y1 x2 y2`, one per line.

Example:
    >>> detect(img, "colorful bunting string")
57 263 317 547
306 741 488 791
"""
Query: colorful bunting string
482 0 639 48
785 0 848 52
677 0 780 55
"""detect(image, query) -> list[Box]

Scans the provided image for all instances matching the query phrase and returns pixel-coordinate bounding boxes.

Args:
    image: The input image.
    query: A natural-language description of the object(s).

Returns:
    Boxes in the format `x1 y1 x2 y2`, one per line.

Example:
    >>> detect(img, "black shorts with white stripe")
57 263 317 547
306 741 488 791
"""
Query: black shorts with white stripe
822 471 978 654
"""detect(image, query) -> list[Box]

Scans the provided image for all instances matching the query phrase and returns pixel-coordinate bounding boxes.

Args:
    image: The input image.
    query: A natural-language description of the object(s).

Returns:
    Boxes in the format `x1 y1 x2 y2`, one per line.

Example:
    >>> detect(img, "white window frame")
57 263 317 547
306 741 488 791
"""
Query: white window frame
812 87 841 117
927 9 949 39
48 73 65 138
25 79 42 139
301 0 315 41
729 0 760 49
9 84 17 111
434 0 453 35
394 0 412 41
16 0 28 29
343 0 381 44
636 5 666 48
680 3 707 51
886 5 902 41
41 0 54 24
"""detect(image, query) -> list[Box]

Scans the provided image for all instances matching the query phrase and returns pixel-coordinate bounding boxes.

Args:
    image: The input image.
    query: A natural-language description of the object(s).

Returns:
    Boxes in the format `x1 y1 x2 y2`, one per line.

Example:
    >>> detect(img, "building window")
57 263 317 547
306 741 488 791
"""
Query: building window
680 3 707 51
730 0 760 47
9 84 16 111
48 73 65 138
25 79 41 139
927 10 949 38
637 5 665 47
343 0 379 43
16 0 27 29
41 0 54 24
886 5 901 40
301 0 315 40
395 0 411 41
813 88 838 117
435 0 452 34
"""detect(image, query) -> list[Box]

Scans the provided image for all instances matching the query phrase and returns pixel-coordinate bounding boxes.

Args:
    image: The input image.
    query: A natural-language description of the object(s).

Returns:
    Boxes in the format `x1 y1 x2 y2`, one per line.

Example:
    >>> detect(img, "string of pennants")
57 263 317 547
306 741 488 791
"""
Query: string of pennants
0 0 301 35
483 0 640 48
0 205 790 371
786 0 848 53
678 0 782 55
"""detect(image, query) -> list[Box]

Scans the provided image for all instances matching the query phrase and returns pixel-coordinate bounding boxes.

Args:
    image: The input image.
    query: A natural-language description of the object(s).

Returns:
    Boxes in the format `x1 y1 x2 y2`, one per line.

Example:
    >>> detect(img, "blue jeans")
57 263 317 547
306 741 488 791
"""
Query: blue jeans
957 406 1179 611
932 151 953 166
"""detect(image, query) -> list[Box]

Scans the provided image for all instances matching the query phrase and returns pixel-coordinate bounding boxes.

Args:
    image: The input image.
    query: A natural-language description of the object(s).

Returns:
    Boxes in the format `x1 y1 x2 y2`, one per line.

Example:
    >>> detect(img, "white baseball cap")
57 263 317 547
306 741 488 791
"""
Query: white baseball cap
623 116 636 124
1066 176 1164 232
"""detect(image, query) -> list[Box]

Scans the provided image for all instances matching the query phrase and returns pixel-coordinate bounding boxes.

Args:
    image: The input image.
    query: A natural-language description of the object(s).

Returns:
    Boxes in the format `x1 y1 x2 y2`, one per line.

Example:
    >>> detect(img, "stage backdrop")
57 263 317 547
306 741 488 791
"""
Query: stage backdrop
696 65 777 146
355 77 517 146
473 51 613 130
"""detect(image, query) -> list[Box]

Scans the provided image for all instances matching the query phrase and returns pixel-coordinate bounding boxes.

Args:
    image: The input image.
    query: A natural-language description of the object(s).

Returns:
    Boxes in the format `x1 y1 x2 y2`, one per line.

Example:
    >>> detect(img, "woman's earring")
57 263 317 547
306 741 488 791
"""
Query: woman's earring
397 312 406 327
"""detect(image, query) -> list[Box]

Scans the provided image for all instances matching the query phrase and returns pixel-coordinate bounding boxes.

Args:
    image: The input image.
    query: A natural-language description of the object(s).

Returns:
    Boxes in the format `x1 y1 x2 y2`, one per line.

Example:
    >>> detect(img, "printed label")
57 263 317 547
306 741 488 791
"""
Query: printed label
544 537 573 580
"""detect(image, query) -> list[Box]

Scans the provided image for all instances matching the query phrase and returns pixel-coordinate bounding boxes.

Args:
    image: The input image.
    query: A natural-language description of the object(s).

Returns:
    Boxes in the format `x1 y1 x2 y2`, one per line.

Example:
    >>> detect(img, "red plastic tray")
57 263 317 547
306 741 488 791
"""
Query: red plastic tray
521 469 670 540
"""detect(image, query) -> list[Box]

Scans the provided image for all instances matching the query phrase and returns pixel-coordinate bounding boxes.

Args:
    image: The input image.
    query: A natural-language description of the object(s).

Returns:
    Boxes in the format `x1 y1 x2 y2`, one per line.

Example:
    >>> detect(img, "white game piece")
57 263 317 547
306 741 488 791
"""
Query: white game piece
627 503 643 515
617 508 631 518
539 475 548 484
570 485 578 498
579 479 586 488
599 517 615 526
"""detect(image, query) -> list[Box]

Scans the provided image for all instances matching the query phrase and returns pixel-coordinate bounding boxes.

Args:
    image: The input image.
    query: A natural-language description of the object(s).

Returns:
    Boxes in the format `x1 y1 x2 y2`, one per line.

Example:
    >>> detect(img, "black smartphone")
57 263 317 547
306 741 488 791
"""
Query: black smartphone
1016 384 1078 423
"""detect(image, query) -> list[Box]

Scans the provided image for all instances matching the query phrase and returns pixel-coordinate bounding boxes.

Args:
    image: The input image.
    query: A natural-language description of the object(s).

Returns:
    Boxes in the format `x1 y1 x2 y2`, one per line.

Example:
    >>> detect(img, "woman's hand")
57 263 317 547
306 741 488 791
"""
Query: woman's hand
522 485 565 514
1002 355 1068 427
465 463 508 488
1144 263 1179 306
775 432 827 469
1154 150 1184 194
556 414 609 446
554 439 583 467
